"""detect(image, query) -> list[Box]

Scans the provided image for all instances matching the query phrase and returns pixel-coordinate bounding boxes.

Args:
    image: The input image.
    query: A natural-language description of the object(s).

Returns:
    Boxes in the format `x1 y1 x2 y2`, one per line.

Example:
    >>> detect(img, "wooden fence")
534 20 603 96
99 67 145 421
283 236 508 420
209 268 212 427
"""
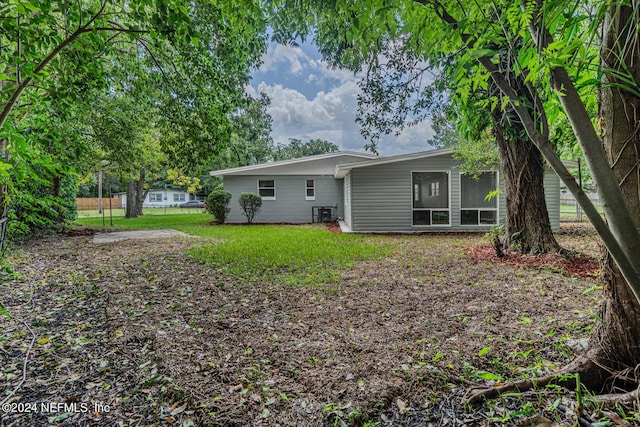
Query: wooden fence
76 198 122 211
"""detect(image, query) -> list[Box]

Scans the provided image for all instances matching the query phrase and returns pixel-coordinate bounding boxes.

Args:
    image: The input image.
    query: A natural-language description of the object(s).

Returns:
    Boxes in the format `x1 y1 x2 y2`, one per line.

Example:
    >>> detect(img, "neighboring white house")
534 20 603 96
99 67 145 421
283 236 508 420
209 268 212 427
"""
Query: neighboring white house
116 189 193 208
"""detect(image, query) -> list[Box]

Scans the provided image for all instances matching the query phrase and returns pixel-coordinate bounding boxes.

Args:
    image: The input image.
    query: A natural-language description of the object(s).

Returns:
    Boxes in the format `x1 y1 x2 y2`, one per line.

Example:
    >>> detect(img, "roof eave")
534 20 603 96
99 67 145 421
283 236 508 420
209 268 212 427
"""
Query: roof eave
209 151 377 177
334 147 454 178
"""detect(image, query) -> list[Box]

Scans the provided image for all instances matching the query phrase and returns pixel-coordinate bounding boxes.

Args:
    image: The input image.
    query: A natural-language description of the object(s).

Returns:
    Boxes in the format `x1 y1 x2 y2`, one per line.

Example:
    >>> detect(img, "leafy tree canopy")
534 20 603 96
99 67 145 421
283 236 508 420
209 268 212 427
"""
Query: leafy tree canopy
0 0 268 244
273 138 339 160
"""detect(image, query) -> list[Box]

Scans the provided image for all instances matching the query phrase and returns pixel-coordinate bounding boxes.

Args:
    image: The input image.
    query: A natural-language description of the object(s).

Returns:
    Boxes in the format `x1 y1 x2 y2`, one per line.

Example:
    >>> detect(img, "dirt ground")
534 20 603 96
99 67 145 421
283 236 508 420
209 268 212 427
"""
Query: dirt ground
0 223 620 426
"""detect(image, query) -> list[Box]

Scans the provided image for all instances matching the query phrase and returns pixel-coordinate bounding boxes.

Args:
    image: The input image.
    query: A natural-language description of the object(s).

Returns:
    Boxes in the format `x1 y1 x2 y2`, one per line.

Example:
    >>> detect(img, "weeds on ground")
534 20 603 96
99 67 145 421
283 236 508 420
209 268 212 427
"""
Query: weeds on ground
76 215 391 287
188 226 390 286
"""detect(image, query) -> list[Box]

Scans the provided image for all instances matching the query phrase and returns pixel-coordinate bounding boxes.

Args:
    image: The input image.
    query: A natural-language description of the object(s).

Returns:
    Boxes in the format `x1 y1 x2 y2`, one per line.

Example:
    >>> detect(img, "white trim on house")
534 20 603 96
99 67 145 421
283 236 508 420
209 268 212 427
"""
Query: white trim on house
172 193 187 202
305 179 316 201
411 170 452 228
334 147 581 179
258 179 276 200
459 171 500 227
335 148 455 179
210 151 378 177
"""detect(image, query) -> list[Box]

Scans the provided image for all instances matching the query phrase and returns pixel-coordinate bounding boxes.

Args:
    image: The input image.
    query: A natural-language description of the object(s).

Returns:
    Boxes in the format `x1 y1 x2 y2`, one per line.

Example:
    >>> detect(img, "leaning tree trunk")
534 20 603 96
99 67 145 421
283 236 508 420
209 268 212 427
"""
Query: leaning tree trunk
491 109 561 254
463 1 640 401
578 2 640 391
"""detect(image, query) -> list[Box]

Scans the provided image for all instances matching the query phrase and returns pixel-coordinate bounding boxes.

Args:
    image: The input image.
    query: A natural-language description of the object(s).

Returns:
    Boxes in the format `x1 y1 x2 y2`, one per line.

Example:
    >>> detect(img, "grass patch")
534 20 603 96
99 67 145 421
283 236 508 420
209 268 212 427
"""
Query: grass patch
75 213 211 230
76 207 205 218
75 215 391 286
190 225 390 286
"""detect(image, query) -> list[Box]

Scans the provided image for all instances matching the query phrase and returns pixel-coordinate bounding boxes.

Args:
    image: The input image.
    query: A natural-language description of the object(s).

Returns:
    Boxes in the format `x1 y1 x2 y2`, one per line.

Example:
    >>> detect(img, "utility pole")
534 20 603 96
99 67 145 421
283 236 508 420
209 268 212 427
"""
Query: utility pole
97 170 103 214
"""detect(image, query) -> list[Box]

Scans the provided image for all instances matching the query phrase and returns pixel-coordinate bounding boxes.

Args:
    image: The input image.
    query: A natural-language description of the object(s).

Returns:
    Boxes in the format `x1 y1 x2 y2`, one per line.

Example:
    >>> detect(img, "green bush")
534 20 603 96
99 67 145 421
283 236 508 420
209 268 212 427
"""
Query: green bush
206 189 232 223
7 170 77 243
238 192 262 224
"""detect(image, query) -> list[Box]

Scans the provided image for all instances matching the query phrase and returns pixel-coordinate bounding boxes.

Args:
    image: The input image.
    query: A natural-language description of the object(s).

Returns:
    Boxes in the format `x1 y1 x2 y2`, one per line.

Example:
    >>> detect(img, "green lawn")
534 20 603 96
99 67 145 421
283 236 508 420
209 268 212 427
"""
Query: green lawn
75 215 391 286
76 207 205 217
560 204 604 222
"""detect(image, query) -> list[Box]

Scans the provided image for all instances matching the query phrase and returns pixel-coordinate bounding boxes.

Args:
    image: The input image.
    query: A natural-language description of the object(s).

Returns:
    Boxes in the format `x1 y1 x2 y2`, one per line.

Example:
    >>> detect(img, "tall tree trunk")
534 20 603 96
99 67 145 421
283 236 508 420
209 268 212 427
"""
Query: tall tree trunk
124 170 154 219
51 176 62 197
125 180 137 219
134 169 146 217
491 109 561 254
580 2 640 390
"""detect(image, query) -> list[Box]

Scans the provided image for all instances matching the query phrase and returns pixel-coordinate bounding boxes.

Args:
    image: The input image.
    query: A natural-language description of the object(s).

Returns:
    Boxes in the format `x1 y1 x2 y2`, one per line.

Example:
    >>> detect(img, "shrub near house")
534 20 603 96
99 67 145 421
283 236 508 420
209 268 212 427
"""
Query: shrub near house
238 192 262 224
206 189 232 223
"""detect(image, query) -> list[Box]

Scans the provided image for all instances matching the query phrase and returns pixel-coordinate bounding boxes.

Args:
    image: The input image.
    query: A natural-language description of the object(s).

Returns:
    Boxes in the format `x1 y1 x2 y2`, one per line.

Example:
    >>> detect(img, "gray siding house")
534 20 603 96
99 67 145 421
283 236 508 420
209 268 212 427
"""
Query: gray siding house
210 148 563 232
210 151 378 224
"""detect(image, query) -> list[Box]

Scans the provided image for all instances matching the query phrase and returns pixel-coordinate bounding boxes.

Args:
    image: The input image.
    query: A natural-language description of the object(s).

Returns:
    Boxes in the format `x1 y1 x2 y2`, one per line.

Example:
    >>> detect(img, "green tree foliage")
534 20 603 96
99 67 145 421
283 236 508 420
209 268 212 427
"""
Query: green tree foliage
0 0 267 245
206 189 232 224
217 93 275 168
270 0 562 253
238 192 262 224
268 0 640 390
273 138 339 160
7 159 77 243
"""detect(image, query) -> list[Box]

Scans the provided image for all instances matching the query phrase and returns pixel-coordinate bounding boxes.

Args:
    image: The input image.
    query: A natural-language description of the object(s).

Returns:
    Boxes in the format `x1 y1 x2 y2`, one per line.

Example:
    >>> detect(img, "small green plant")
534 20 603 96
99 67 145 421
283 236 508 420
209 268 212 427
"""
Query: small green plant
238 192 262 224
1 302 10 319
323 402 362 427
206 189 232 224
485 224 505 257
0 260 19 281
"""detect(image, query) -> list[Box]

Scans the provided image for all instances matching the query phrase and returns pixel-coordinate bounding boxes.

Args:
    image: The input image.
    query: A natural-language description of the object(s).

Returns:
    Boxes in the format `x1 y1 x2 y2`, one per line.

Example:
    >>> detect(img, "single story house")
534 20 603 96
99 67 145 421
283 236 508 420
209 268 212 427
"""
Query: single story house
116 189 193 208
210 148 564 232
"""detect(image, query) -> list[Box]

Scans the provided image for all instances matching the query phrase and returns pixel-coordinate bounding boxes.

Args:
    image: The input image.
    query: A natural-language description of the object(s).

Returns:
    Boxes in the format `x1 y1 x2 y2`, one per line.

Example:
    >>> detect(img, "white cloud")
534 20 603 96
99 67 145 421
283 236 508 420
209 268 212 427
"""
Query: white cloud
393 120 437 153
260 44 308 75
258 82 332 128
257 80 363 148
251 42 436 156
254 79 435 156
258 43 359 84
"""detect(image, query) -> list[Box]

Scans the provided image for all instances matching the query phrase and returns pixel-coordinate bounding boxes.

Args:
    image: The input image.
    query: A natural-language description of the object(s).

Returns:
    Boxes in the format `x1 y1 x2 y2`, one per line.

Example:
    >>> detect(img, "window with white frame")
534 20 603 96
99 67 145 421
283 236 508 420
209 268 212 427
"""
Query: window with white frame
258 180 276 200
149 193 163 202
460 172 498 225
173 193 186 202
305 179 315 200
412 172 450 226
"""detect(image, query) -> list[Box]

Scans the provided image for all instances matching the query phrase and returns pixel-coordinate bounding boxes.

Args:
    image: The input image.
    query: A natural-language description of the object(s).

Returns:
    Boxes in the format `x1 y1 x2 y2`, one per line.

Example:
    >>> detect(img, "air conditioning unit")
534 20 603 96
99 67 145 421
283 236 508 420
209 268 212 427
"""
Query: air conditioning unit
312 206 336 223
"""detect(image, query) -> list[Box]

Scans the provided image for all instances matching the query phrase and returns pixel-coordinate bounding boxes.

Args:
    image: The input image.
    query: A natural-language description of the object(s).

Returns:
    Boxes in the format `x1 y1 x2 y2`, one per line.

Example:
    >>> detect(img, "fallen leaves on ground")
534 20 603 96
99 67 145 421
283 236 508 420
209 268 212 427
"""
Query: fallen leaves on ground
0 223 622 426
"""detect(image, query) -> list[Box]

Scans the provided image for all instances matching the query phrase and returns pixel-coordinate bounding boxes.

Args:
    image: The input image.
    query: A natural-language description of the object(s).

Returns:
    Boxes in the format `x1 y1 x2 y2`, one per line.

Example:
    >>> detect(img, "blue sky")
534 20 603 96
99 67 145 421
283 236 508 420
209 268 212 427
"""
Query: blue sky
247 41 436 156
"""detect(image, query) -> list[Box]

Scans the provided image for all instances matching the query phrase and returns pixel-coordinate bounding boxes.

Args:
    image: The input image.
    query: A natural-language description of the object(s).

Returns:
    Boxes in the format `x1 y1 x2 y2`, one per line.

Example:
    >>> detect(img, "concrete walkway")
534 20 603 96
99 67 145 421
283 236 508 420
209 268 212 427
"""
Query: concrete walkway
93 229 190 243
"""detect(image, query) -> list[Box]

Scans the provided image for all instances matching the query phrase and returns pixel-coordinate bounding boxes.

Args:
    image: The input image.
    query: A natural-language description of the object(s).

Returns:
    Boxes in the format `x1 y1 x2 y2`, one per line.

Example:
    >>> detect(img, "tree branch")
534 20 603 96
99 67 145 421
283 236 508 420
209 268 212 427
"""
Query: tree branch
88 27 150 35
0 2 152 131
525 1 640 298
413 0 640 301
135 38 173 87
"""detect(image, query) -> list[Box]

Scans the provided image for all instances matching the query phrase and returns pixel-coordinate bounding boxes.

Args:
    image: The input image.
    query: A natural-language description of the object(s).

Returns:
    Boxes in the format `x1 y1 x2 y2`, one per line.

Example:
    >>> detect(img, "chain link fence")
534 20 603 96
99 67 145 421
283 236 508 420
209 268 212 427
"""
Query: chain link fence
560 192 602 222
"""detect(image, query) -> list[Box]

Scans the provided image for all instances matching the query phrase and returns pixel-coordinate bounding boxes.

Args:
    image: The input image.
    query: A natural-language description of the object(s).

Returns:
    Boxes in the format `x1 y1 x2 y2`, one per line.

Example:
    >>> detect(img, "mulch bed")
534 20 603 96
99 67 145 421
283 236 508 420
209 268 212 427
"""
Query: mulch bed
326 221 341 233
464 245 601 278
1 223 629 426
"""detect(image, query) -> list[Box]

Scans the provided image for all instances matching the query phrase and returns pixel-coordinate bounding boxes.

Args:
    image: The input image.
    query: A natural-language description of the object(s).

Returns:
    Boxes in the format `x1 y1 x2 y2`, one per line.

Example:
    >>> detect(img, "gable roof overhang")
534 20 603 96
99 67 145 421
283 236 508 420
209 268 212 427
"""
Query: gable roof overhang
333 147 581 178
209 151 379 177
334 147 455 178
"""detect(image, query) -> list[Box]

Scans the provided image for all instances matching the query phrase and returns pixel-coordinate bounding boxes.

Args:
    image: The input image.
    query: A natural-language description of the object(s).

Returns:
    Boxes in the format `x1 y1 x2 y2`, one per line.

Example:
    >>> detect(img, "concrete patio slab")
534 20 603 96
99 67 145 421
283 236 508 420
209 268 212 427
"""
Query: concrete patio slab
93 229 190 243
